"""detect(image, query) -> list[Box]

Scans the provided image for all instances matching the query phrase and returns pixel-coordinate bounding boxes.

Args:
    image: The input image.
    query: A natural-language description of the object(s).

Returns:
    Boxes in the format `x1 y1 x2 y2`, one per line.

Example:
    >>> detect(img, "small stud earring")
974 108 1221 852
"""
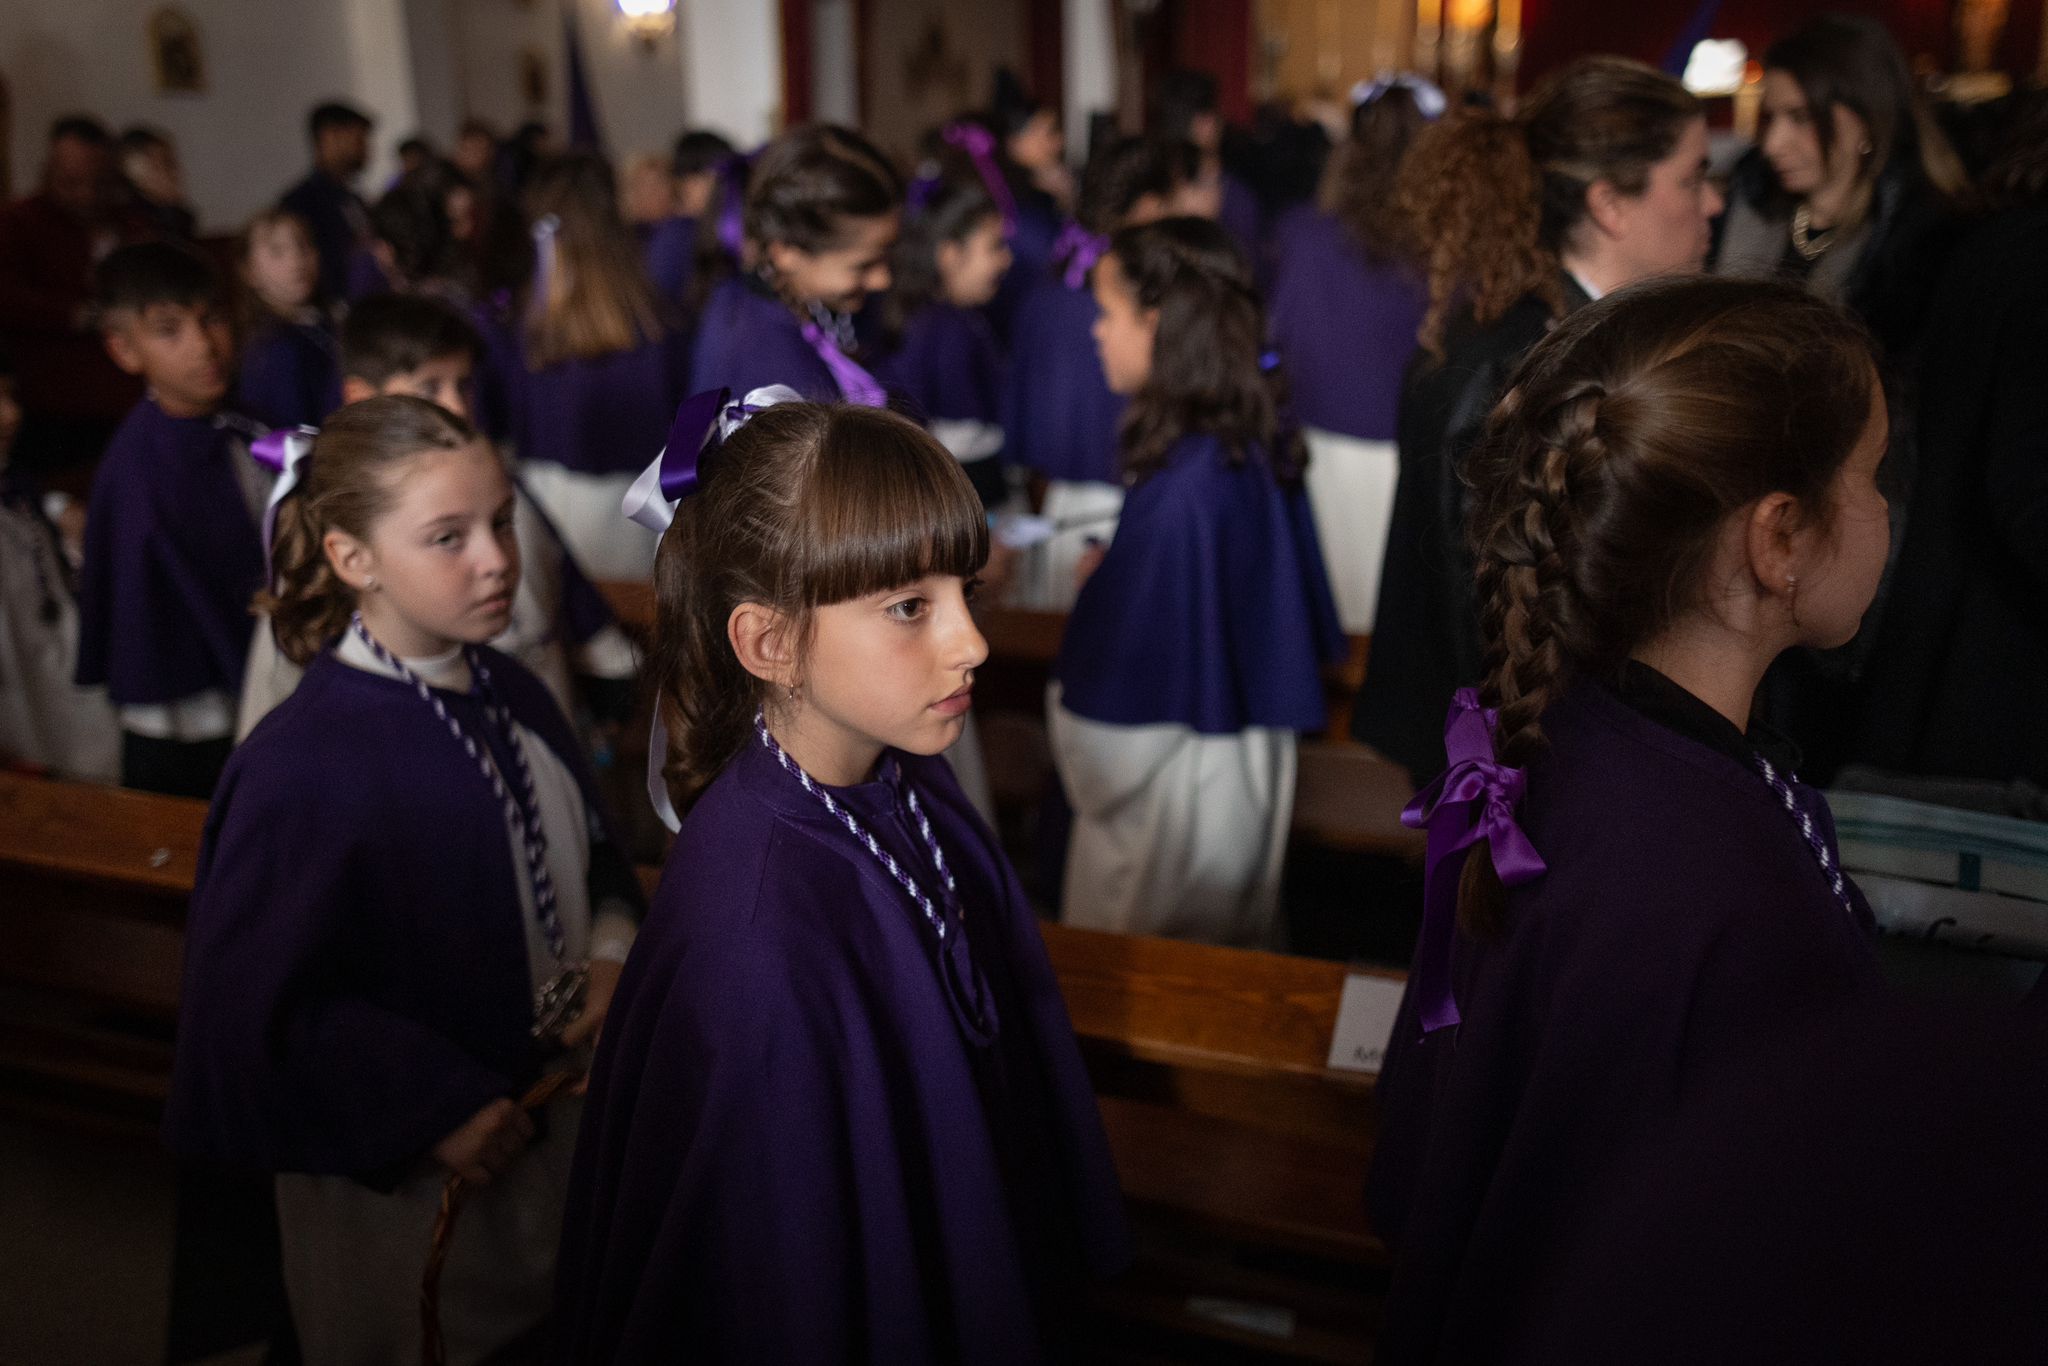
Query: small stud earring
365 576 379 590
1785 574 1798 595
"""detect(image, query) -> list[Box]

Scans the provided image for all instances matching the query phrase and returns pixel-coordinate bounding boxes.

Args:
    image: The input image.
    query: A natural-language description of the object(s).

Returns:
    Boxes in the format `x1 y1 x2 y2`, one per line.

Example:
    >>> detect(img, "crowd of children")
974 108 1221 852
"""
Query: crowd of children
3 23 2048 1361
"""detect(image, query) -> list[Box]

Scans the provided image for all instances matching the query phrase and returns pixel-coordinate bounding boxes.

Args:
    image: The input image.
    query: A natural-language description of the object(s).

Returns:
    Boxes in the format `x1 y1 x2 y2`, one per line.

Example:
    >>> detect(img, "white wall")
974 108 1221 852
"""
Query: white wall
1 0 419 233
681 0 780 148
1063 0 1115 163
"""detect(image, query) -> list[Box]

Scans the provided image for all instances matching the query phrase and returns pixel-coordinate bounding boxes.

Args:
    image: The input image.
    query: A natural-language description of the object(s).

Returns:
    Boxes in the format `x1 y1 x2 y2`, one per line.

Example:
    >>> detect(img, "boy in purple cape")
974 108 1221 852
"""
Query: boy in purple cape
75 242 268 797
556 395 1129 1363
1366 279 1957 1361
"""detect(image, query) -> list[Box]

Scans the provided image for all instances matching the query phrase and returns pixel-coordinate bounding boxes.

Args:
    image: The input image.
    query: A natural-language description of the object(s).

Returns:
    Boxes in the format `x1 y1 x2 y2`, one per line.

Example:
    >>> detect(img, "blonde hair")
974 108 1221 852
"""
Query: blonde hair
258 396 482 663
522 152 666 367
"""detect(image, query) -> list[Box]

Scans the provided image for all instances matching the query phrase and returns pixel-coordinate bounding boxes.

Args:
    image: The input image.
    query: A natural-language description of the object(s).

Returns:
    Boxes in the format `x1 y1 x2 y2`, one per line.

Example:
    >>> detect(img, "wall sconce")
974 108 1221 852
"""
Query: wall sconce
617 0 676 52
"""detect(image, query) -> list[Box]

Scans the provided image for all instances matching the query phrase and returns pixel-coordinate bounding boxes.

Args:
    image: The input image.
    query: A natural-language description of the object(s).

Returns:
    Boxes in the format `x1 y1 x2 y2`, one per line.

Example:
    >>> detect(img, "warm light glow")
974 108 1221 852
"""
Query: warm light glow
616 0 675 49
1447 0 1493 33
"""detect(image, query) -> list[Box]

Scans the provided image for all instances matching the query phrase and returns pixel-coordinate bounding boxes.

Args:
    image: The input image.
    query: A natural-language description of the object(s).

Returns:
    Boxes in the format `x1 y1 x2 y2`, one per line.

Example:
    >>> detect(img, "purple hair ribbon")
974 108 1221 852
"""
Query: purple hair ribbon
715 150 757 260
250 425 319 580
1399 688 1548 1035
1054 221 1109 290
799 312 887 407
941 121 1019 237
624 383 804 832
1351 71 1449 121
526 213 561 329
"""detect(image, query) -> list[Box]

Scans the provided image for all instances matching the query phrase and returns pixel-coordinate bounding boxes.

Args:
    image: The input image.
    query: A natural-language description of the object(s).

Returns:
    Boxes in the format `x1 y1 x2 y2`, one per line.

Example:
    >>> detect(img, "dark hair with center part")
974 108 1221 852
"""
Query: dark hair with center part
1106 216 1301 484
260 396 491 664
1456 276 1877 934
341 293 482 385
647 402 988 814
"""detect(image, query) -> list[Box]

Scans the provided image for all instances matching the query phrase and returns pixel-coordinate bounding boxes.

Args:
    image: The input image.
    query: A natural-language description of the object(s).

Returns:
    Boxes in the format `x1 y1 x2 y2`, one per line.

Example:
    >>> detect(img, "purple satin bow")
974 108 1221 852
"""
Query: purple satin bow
1399 688 1548 1035
1054 222 1108 290
941 121 1019 237
622 387 729 534
799 318 887 407
250 425 318 580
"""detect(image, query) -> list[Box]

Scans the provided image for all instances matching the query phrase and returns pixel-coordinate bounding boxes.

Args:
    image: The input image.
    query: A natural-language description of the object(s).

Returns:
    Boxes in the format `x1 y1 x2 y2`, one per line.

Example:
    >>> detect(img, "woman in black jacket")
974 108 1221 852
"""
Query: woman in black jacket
1352 57 1719 782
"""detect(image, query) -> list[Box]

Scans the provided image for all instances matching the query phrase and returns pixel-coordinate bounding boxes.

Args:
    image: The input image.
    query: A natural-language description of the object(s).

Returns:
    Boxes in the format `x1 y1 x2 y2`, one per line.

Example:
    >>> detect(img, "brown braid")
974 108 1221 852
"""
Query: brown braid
1454 277 1880 935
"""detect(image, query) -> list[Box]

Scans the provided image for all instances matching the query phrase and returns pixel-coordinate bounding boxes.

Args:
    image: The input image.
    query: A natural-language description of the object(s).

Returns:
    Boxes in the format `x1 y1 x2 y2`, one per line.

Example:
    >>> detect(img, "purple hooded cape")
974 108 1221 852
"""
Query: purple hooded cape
235 317 343 429
873 301 1006 427
507 326 693 478
1365 679 1891 1363
1266 206 1426 443
687 275 841 401
164 647 640 1181
1056 432 1343 733
1003 272 1125 485
73 398 265 704
554 741 1132 1363
642 214 698 304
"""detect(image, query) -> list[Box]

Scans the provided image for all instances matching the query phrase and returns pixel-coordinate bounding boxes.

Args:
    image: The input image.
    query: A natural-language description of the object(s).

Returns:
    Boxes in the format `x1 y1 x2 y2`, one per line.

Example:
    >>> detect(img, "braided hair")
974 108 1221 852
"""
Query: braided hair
1456 276 1878 933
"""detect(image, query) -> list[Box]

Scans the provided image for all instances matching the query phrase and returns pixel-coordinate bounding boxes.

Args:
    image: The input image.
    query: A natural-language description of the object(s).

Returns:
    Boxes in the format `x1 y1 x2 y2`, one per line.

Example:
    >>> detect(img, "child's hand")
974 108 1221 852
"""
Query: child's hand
1074 542 1107 592
433 1098 534 1185
560 957 624 1054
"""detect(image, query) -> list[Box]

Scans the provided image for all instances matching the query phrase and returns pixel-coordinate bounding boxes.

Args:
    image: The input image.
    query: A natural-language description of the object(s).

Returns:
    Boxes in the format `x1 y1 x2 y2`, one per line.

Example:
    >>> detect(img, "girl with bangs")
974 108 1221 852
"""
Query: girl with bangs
556 398 1129 1363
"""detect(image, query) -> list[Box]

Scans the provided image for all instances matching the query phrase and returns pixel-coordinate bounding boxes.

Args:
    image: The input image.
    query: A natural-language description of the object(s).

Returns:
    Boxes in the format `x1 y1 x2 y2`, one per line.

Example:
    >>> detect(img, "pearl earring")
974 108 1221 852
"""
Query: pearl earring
1785 574 1798 596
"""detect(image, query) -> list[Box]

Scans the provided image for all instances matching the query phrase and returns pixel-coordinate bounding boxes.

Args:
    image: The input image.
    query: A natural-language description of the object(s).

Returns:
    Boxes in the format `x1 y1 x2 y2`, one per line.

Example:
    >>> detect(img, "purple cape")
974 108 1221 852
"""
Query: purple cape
554 741 1132 1363
984 194 1064 342
164 647 638 1180
687 276 841 401
1266 206 1426 443
504 325 693 478
1365 681 1889 1362
1055 432 1343 732
73 398 265 704
1219 171 1263 262
235 316 343 429
642 214 698 303
873 302 1006 426
1004 274 1125 485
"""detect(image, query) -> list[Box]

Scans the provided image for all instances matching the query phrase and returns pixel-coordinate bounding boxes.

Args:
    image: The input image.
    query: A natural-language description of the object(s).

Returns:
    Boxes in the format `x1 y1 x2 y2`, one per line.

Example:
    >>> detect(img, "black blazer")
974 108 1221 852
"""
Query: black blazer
1352 274 1592 781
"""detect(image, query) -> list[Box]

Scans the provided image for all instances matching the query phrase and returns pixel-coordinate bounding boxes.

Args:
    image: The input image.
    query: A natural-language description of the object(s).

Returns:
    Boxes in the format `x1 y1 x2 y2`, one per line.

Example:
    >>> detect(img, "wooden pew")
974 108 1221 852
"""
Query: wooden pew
596 583 1424 863
0 772 1392 1357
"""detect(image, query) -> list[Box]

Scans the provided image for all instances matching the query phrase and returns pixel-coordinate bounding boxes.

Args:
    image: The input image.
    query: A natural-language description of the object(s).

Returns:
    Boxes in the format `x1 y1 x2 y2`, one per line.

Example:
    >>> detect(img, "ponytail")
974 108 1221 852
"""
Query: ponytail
255 396 480 664
1400 56 1701 358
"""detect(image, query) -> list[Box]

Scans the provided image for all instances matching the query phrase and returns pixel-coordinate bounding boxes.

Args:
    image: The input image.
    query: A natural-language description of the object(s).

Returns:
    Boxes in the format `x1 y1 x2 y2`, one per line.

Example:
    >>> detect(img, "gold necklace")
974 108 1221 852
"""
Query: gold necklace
1789 204 1835 262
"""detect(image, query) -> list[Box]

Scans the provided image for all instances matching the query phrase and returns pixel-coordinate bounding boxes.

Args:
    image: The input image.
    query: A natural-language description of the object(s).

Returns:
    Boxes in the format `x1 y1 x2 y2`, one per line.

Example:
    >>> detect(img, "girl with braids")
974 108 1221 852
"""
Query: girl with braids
166 396 644 1361
1365 277 1896 1362
496 152 690 580
1352 56 1720 784
686 124 902 404
556 395 1127 1363
1049 217 1342 947
1265 76 1434 632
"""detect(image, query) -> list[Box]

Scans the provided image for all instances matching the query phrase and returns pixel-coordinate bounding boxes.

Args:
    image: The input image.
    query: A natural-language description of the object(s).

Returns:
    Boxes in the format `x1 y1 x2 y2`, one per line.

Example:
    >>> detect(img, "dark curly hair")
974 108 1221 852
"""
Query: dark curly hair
1398 57 1700 356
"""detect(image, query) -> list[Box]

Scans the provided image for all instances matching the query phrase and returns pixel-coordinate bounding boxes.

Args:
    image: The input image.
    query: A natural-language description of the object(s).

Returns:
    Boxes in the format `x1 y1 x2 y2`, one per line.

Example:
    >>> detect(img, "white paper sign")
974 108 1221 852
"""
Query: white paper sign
1326 972 1407 1074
